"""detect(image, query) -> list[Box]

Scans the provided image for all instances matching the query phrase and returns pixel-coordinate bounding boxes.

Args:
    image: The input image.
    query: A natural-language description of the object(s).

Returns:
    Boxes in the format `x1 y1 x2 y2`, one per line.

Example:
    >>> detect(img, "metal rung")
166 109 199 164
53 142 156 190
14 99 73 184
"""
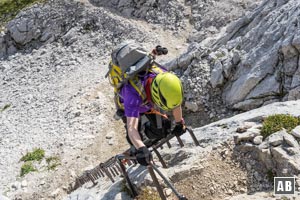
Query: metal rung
71 127 199 192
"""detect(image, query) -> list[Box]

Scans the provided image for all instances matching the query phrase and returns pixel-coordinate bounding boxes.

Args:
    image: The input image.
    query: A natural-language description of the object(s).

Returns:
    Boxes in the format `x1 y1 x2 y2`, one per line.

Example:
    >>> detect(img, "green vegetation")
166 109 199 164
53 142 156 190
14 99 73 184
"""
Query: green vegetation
20 148 45 162
120 179 132 196
19 148 61 176
0 0 45 25
218 123 228 129
280 196 289 200
261 114 300 139
266 169 276 183
135 187 161 200
120 182 159 199
215 51 226 59
20 162 36 176
0 104 11 112
46 156 61 170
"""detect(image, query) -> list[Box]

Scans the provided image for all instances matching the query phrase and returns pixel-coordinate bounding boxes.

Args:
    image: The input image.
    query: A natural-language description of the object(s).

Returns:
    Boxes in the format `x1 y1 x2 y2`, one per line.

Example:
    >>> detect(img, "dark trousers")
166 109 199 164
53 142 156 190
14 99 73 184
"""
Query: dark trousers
123 113 171 147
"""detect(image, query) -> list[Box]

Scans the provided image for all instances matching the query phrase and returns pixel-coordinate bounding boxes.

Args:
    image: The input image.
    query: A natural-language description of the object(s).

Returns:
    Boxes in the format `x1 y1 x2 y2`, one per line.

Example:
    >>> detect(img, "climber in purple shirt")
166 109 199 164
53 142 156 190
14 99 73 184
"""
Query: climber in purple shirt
119 70 186 166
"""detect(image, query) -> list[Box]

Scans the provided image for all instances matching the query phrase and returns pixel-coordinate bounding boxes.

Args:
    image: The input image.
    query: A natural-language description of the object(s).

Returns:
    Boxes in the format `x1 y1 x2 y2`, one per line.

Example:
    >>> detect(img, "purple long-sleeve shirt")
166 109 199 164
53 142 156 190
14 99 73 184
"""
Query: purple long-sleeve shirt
120 74 155 117
120 73 156 118
119 64 168 118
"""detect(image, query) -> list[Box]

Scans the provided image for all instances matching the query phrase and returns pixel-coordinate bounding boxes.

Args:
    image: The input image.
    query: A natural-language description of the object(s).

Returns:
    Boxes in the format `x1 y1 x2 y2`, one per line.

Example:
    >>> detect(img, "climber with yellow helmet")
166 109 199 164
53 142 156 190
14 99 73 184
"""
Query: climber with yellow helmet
108 43 186 166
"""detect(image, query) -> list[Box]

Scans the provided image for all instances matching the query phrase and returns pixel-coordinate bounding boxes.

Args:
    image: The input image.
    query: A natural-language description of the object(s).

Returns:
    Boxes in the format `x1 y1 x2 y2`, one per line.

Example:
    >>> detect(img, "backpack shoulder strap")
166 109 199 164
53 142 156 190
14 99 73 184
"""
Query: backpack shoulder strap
149 62 165 74
117 63 166 110
129 76 147 103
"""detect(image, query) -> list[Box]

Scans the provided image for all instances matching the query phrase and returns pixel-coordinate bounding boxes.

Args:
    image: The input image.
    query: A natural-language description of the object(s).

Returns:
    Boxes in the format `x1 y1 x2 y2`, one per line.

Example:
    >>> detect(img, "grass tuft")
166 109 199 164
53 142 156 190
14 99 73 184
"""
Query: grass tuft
266 169 276 183
46 156 61 170
20 162 36 176
20 148 45 162
0 104 11 112
135 187 161 200
0 0 46 26
261 114 300 139
120 179 132 196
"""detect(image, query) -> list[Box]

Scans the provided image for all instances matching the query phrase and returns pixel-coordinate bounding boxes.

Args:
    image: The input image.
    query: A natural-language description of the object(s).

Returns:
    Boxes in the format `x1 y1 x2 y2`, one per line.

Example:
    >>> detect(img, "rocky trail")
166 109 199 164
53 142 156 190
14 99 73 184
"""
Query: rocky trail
67 100 300 200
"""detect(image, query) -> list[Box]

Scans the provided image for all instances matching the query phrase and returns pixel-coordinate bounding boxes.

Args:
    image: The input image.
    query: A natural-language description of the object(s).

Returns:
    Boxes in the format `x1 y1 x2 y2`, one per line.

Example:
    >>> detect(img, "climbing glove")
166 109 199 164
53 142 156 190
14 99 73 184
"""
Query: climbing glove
136 146 152 166
172 119 186 137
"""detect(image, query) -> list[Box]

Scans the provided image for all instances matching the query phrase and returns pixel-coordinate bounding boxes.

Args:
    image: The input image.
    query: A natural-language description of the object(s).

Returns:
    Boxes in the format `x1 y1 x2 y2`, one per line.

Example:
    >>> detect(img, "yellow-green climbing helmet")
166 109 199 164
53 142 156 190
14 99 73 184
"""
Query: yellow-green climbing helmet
151 72 183 110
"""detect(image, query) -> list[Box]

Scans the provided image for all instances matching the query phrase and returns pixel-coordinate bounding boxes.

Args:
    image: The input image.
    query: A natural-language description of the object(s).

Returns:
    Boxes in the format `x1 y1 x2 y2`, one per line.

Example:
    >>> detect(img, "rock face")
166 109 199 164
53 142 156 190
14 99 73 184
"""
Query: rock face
0 0 156 59
174 0 300 112
235 127 300 178
211 0 300 110
0 0 84 58
187 0 260 42
66 100 300 199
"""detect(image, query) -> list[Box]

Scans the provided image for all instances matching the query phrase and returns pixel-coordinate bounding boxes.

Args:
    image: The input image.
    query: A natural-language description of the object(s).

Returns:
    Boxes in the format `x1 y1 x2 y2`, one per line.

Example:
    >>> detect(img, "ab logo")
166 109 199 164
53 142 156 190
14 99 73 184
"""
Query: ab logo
274 177 295 195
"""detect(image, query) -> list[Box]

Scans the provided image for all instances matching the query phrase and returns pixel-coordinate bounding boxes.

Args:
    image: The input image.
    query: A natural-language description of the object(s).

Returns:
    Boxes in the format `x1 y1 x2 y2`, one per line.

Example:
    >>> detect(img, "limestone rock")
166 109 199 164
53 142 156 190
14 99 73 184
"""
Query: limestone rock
232 99 264 111
210 61 224 88
284 147 299 156
11 181 21 190
21 180 28 188
271 146 300 176
166 49 196 71
253 136 263 145
211 0 300 109
283 133 299 148
234 129 260 144
106 132 114 139
291 126 300 139
7 16 41 45
265 130 286 147
247 127 261 136
0 195 10 200
68 193 101 200
165 188 172 196
287 86 300 100
258 148 273 169
50 188 61 198
184 101 199 112
245 76 280 100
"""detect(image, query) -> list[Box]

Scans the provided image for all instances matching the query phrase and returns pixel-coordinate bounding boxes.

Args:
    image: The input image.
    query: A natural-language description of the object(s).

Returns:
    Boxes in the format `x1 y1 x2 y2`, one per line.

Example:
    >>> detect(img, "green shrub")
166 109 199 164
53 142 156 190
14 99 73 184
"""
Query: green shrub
20 148 45 162
20 162 36 176
261 114 300 139
135 187 161 200
280 196 289 200
0 0 46 25
266 169 276 183
120 179 132 196
46 156 61 170
0 104 11 112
